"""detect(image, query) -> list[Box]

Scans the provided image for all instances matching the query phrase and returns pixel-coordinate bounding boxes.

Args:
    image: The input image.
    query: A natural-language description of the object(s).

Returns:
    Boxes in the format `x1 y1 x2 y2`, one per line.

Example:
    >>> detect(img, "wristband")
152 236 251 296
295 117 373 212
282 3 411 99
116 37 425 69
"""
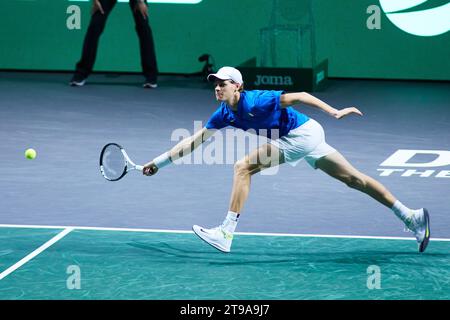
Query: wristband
153 152 172 169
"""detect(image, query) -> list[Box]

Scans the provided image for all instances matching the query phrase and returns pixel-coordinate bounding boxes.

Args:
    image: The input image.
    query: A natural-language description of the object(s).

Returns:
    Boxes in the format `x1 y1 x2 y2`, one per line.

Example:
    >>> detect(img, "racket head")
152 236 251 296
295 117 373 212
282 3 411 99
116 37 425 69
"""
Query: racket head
99 143 128 181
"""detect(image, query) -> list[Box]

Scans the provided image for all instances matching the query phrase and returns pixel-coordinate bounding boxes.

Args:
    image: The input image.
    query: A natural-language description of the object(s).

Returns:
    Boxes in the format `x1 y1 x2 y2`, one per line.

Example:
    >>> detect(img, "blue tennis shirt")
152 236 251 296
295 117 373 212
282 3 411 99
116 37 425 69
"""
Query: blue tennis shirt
205 90 309 139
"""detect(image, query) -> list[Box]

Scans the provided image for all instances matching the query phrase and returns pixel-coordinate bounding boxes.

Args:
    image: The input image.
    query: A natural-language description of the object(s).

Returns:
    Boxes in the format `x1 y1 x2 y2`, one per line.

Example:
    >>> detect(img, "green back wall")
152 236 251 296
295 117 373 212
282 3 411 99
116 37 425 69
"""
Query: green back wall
0 0 448 80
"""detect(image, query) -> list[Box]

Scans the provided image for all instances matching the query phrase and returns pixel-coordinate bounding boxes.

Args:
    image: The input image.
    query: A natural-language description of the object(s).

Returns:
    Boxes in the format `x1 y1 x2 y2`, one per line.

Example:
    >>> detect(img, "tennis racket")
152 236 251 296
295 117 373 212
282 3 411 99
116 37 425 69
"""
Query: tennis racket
99 143 144 181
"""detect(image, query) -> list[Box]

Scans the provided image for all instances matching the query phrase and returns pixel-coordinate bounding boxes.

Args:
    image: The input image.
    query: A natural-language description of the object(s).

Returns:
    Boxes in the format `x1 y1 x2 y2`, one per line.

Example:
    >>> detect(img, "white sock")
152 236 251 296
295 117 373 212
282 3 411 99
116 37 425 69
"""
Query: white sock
391 200 414 222
222 211 239 234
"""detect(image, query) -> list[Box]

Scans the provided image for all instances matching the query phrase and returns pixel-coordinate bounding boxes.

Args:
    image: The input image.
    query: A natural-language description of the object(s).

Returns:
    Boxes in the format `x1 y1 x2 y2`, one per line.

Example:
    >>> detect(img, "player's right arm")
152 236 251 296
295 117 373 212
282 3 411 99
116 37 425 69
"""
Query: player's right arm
143 127 215 176
168 127 215 163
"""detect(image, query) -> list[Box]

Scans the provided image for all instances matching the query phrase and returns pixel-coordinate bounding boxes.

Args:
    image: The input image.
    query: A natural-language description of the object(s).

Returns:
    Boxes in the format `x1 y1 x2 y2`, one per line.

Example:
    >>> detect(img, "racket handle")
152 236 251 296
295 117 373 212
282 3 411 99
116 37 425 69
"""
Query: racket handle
135 165 144 171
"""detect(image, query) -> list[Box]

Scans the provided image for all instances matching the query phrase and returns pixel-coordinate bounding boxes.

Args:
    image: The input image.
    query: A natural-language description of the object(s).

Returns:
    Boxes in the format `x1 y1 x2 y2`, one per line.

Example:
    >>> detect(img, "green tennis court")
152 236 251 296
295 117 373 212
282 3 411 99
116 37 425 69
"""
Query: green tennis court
1 225 449 300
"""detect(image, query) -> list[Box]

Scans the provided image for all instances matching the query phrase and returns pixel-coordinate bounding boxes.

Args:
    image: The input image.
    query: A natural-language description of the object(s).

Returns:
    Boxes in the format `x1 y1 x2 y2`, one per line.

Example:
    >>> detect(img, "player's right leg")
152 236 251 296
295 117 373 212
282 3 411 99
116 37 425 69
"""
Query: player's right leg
193 143 284 253
228 143 284 213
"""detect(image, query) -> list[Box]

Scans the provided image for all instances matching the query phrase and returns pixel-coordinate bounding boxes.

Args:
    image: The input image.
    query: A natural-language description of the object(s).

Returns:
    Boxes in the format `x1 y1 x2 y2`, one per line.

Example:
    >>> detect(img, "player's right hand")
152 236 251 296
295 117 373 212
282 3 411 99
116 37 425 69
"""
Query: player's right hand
143 162 158 176
92 0 105 15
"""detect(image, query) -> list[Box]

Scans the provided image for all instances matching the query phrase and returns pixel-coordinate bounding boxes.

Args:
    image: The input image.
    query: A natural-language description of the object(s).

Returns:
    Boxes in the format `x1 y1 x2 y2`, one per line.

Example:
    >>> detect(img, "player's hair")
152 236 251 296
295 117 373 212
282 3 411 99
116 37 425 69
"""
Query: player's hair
231 80 244 92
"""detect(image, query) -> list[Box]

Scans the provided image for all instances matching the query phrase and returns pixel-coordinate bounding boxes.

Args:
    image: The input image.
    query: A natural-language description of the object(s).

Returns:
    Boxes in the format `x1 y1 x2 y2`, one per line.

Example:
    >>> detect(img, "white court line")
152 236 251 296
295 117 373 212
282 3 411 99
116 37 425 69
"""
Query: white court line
1 223 450 242
0 228 73 281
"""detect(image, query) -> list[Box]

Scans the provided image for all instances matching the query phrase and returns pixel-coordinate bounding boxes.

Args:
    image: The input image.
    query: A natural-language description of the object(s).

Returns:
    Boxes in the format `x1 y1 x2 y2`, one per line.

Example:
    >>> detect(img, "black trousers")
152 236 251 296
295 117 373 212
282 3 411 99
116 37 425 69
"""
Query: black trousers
74 0 158 82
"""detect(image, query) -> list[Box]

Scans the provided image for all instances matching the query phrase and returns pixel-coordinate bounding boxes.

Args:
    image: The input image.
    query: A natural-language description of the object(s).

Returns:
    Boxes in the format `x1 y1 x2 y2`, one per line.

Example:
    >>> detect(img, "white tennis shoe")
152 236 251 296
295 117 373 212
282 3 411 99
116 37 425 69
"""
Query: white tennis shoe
192 225 233 253
404 208 431 253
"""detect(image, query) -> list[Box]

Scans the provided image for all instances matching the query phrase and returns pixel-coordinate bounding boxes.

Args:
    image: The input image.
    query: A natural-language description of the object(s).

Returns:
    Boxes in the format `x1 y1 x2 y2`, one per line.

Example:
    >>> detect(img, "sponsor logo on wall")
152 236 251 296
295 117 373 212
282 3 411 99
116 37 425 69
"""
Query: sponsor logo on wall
367 0 450 36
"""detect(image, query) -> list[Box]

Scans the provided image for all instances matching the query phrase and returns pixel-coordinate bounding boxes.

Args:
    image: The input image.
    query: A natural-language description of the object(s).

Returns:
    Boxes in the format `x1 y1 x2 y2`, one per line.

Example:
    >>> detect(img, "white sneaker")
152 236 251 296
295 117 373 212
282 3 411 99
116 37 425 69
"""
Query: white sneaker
192 225 233 253
404 208 430 253
143 82 158 89
69 74 86 87
69 79 86 87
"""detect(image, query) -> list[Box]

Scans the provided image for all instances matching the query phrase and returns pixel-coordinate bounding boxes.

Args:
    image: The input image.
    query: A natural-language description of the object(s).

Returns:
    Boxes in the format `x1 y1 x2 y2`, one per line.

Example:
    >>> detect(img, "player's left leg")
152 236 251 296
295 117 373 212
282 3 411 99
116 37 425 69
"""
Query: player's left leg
315 151 395 207
315 151 430 252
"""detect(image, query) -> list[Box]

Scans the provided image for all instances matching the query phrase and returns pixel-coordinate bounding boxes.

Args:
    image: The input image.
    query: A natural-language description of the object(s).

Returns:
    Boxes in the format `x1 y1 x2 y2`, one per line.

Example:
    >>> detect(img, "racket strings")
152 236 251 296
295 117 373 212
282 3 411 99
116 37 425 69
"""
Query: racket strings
101 145 126 180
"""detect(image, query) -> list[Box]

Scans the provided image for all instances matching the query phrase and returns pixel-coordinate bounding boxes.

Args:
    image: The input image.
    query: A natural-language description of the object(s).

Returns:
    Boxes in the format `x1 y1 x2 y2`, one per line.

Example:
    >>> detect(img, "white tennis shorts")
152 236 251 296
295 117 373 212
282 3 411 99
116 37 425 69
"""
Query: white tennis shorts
269 118 337 169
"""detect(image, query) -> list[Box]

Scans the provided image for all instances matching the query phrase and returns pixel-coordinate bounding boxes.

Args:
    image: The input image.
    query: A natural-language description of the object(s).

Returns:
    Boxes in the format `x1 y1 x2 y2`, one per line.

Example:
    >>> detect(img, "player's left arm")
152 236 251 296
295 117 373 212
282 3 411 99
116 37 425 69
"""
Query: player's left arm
280 92 363 119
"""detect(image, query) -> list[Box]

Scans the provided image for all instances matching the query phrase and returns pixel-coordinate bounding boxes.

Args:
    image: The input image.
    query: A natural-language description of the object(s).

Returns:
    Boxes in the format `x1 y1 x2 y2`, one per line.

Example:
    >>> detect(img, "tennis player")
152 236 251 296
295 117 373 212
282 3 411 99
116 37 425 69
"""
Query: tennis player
143 66 430 253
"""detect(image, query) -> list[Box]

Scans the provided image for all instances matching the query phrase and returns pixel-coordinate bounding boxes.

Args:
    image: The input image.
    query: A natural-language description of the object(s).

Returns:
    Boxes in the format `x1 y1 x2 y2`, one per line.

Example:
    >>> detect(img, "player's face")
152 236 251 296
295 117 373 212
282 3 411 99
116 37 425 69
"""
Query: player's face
214 80 239 101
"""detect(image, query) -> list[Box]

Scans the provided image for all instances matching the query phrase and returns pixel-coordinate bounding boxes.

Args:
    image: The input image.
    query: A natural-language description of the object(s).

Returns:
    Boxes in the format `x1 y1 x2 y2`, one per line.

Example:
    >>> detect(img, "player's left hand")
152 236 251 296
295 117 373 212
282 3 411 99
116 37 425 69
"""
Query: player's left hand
334 107 363 119
135 2 149 20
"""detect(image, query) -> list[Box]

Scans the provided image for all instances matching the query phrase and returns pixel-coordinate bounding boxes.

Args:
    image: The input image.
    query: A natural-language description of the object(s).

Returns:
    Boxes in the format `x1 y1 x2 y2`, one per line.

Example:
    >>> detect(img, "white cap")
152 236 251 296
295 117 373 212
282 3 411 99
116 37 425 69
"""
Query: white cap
207 66 243 84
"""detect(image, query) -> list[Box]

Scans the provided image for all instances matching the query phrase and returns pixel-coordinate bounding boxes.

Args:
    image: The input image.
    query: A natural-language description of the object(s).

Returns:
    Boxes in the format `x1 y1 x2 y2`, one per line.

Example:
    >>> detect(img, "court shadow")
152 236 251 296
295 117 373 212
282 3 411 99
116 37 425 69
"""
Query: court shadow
127 241 300 265
305 251 450 266
127 241 450 267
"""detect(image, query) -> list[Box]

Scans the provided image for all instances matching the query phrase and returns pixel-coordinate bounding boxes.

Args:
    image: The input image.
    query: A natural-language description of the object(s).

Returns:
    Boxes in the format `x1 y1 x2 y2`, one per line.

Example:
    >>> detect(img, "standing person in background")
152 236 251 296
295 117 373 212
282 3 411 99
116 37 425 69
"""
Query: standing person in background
70 0 158 88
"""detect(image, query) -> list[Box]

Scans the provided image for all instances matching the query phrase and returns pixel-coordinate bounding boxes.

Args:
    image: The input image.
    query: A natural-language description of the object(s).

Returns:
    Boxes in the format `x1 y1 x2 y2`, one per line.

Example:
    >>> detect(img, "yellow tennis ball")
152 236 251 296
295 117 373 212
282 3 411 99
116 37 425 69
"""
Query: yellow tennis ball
25 148 37 160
